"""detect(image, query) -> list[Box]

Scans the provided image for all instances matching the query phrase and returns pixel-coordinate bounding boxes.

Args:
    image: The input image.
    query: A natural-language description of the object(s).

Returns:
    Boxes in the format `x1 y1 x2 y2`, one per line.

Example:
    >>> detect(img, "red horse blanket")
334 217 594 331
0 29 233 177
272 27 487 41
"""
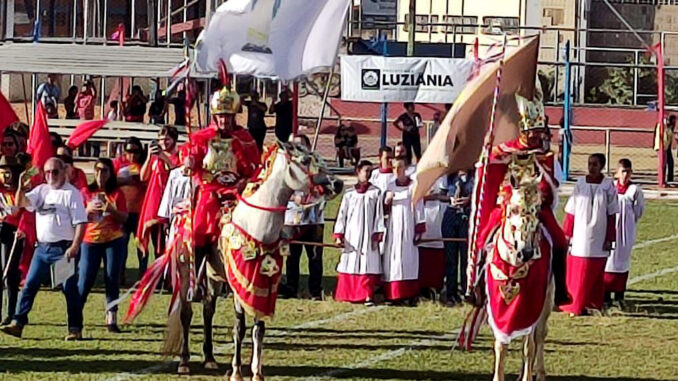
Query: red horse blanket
486 230 551 344
222 222 289 319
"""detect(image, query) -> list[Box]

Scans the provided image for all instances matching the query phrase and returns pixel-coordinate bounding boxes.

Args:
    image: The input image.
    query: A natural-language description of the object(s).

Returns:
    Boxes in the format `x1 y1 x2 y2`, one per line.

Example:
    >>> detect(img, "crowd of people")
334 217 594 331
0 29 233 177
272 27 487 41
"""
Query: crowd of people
0 83 648 344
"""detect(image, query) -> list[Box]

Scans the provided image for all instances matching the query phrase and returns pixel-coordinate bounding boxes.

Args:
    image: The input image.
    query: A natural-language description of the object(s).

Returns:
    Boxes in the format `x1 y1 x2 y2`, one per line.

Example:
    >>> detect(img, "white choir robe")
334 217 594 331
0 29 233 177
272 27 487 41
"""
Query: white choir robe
604 182 645 293
369 168 394 192
158 167 194 244
562 176 619 315
417 176 448 290
333 184 385 302
382 179 425 300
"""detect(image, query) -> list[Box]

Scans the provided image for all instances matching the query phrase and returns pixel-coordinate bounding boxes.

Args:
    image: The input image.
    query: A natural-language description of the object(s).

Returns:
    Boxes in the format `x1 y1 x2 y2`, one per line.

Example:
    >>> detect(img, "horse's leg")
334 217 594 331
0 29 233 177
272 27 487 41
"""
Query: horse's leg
535 278 555 381
230 298 246 381
521 333 535 381
251 317 266 381
492 340 507 381
202 278 220 370
178 297 193 374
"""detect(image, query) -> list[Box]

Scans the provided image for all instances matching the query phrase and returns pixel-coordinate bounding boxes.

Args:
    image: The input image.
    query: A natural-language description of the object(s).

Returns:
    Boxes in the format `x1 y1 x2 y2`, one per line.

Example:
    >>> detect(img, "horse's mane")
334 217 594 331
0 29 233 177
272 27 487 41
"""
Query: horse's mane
242 144 279 198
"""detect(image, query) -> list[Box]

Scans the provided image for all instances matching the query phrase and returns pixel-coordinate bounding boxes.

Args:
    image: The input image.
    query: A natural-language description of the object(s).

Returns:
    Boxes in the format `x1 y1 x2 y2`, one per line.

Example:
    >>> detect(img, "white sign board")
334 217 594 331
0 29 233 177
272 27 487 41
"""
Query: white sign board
340 55 474 103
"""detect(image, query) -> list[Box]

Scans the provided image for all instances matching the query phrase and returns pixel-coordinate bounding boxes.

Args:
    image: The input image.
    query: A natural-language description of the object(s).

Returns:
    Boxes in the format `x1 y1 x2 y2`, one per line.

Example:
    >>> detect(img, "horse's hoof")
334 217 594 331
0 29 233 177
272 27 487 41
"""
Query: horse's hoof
251 374 265 381
204 360 219 370
177 364 190 375
230 372 244 381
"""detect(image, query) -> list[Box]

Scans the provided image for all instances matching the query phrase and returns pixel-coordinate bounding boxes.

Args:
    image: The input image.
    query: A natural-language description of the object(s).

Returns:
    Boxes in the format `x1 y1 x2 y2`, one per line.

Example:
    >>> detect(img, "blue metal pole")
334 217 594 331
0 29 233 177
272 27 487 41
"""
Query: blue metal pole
380 35 388 147
563 40 572 180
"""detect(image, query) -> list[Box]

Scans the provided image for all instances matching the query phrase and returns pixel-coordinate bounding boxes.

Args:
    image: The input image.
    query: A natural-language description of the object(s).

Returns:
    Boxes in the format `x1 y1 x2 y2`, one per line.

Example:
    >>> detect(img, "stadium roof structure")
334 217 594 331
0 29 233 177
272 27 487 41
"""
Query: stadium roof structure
0 43 211 78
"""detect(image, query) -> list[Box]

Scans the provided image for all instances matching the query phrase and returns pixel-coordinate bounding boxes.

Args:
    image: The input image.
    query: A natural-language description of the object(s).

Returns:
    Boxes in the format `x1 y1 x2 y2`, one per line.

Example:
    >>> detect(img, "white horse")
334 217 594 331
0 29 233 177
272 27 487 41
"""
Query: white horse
486 155 554 381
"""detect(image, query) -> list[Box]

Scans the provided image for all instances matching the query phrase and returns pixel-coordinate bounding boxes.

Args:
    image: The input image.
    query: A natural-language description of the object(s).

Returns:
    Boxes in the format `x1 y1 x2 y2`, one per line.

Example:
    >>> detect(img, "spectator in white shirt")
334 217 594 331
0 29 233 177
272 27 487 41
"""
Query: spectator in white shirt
1 158 87 340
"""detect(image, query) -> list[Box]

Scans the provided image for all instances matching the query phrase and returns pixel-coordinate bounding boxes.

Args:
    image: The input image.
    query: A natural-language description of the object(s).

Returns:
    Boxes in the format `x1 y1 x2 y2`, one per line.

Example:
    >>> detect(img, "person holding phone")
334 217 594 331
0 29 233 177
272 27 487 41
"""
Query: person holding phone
77 159 128 333
137 126 179 264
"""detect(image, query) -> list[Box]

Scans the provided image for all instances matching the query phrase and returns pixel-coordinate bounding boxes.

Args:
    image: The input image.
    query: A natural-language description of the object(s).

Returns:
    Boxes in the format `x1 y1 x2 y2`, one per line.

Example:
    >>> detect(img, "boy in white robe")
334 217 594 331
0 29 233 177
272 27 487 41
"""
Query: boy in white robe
394 141 416 177
382 158 425 304
604 158 645 308
562 153 619 316
334 161 385 305
157 147 194 244
417 175 448 296
369 146 394 191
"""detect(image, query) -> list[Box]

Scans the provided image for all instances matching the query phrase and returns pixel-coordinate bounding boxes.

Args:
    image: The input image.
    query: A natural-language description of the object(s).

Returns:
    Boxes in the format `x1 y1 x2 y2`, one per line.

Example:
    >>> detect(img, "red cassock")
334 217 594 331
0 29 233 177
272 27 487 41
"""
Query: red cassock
189 124 260 248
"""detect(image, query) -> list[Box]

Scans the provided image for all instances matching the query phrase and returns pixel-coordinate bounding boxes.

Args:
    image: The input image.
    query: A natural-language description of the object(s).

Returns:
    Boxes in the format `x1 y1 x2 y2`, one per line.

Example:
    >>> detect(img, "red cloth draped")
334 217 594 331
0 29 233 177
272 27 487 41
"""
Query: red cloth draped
17 212 36 281
66 119 109 149
136 155 178 253
0 91 19 134
486 238 551 343
27 102 54 169
334 273 381 302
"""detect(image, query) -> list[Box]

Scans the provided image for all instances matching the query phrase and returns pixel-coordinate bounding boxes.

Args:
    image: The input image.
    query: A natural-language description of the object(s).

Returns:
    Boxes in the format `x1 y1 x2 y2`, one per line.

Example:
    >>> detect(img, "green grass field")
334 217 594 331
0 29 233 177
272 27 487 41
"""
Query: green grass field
2 198 678 380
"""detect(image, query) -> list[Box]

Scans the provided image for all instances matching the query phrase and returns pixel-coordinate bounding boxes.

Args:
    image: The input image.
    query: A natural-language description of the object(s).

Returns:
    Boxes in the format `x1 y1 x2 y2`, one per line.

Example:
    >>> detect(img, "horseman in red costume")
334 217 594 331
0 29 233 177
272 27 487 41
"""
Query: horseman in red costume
190 87 261 260
467 94 570 308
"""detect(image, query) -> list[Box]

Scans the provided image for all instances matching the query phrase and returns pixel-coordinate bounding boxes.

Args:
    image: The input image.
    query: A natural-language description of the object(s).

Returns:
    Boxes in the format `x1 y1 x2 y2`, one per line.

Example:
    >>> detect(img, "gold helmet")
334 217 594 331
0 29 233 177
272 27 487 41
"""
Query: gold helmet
515 94 546 132
210 87 240 115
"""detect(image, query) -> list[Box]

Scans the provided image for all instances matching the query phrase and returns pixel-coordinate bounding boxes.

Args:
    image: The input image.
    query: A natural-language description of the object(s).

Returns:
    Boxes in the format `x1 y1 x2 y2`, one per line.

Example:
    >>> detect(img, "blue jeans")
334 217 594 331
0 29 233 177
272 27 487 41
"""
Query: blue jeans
78 238 126 314
441 208 469 299
14 242 83 332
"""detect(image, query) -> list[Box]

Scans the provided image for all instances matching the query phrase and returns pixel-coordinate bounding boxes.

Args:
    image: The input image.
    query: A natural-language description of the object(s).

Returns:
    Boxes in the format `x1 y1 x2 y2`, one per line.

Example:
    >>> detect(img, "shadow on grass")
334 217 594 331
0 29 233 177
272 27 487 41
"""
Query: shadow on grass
0 346 150 357
0 360 671 380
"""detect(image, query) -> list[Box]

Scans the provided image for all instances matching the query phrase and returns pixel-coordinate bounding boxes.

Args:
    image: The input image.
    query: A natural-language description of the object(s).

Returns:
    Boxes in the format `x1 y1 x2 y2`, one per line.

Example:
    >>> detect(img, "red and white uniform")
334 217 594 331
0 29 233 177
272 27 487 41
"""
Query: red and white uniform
382 178 425 301
333 182 385 302
190 124 260 248
417 176 447 290
604 181 644 293
561 176 618 315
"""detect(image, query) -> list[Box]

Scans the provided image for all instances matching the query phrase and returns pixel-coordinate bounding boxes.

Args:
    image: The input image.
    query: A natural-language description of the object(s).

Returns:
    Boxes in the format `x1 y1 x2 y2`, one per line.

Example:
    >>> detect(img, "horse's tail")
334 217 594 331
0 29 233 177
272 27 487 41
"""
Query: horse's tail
162 300 186 357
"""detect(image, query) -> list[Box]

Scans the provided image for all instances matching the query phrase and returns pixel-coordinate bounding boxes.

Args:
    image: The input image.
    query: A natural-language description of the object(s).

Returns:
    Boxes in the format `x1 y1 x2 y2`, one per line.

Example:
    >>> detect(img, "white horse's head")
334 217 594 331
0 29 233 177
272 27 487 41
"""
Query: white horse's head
250 141 342 203
498 155 543 266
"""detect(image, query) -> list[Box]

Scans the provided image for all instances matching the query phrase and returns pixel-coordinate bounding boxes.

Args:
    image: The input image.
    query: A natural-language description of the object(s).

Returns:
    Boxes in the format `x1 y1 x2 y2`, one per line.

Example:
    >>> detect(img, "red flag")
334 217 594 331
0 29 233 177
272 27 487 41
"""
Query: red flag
0 91 19 135
66 119 109 149
27 102 54 169
136 155 179 253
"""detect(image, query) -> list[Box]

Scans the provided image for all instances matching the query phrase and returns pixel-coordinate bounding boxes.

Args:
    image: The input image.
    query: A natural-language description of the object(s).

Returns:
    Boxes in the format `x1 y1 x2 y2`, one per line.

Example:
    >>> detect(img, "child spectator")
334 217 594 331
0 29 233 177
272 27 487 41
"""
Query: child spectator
381 158 425 305
334 160 384 306
369 146 394 191
148 90 167 125
107 101 120 121
36 74 60 118
75 82 96 120
561 153 618 316
604 159 645 309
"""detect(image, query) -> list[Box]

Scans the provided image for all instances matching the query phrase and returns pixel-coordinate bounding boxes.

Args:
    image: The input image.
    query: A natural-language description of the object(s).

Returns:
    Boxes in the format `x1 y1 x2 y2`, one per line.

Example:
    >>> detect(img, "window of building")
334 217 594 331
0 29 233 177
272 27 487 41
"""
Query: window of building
482 16 520 35
430 15 440 33
403 14 430 33
543 8 564 26
443 16 478 34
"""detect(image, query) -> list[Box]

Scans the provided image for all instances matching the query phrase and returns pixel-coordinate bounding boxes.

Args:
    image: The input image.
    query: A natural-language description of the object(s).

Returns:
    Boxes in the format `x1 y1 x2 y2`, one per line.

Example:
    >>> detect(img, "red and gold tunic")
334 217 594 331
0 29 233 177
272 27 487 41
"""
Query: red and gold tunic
190 124 260 248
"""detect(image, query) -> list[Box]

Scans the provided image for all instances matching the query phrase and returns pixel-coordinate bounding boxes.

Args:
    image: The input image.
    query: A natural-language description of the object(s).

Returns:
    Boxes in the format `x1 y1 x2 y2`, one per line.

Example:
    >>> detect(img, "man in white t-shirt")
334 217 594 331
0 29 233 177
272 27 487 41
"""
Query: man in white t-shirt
1 158 88 340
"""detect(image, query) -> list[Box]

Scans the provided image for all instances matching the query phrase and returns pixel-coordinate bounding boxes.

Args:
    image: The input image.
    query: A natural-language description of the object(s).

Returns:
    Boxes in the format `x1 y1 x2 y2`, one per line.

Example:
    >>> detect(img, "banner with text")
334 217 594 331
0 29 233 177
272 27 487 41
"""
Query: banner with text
341 55 474 103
